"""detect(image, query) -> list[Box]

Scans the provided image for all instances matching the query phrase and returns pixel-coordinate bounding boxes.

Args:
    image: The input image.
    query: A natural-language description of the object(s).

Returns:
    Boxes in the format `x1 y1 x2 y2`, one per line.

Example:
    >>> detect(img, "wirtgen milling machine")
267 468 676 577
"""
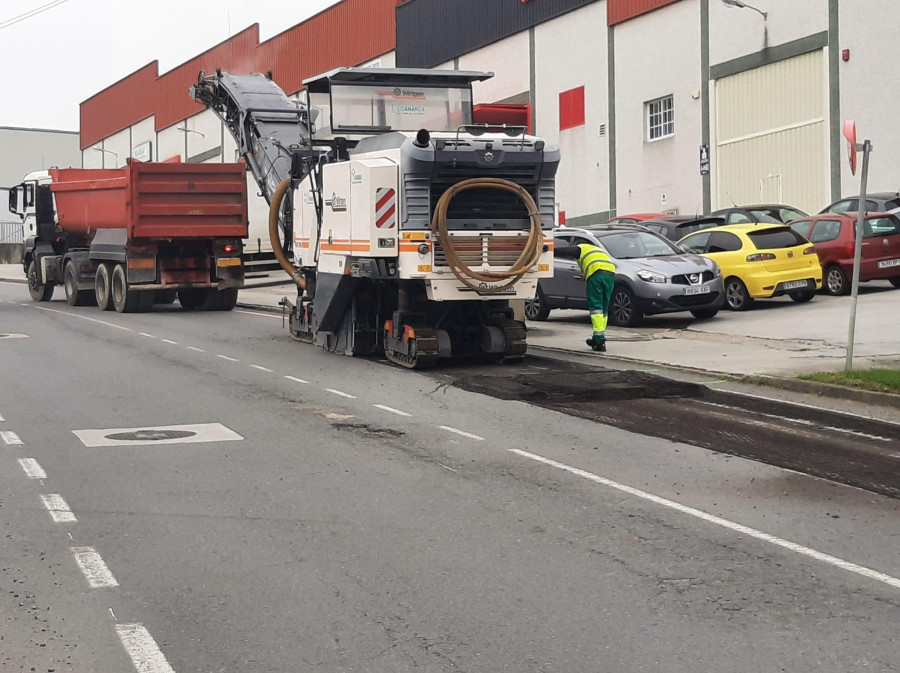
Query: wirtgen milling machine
192 67 559 368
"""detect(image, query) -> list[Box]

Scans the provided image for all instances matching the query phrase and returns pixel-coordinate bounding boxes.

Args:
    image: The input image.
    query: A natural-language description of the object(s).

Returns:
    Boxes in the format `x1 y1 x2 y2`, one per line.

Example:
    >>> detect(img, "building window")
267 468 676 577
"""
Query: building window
646 95 674 141
559 86 585 131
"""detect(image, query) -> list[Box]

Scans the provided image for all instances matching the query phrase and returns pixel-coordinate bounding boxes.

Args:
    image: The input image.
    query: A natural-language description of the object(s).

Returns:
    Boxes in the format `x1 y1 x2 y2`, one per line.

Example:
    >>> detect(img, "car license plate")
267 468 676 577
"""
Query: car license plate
877 258 900 269
684 286 711 296
782 280 809 290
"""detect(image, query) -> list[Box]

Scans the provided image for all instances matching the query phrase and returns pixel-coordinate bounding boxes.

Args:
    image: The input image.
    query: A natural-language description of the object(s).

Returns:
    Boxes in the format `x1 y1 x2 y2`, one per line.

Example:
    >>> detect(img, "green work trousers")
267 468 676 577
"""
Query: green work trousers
586 270 614 344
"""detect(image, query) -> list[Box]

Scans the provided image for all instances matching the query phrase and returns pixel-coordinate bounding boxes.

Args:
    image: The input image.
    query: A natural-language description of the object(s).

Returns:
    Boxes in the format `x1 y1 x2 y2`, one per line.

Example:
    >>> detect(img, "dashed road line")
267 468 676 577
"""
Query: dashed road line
161 339 178 345
18 458 47 479
509 448 900 592
139 333 156 339
0 412 5 421
71 547 119 588
325 388 357 399
216 354 238 362
284 375 309 384
1 430 23 445
186 346 205 352
439 426 484 441
40 494 77 523
32 305 133 331
116 623 177 673
373 404 412 417
250 364 273 372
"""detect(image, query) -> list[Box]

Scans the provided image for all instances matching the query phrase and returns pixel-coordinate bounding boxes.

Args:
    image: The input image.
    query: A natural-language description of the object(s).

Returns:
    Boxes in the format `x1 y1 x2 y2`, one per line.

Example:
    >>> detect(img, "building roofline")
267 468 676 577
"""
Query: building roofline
0 125 79 135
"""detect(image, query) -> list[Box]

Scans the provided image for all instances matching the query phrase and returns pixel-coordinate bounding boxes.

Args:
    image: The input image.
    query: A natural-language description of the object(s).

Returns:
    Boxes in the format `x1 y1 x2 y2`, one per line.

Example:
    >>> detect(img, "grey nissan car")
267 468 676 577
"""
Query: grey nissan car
525 225 725 326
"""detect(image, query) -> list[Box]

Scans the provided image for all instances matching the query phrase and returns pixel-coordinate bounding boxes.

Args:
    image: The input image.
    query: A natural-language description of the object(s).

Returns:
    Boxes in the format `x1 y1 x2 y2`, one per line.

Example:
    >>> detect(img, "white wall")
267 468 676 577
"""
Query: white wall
458 32 530 104
534 1 609 221
709 0 827 67
0 127 81 186
131 117 157 161
839 0 900 196
614 0 703 217
359 51 396 69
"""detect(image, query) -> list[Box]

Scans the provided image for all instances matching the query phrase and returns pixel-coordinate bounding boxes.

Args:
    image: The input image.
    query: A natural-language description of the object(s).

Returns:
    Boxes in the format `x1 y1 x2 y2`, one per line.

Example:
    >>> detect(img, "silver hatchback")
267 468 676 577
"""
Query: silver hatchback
526 225 725 326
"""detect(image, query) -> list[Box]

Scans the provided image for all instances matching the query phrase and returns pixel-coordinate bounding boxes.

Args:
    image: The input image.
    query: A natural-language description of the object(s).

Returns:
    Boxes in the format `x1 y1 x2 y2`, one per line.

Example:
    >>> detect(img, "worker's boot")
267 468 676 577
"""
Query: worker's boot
586 338 607 352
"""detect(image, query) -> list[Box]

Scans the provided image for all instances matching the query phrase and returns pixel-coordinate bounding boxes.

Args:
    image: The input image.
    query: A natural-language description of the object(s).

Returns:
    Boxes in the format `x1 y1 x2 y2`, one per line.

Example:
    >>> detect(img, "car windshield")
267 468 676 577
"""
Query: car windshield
597 231 681 259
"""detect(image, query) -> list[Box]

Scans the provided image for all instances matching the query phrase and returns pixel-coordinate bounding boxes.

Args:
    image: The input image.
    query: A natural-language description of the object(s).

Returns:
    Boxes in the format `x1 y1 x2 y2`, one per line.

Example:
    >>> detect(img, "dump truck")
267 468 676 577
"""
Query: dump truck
191 67 559 367
8 161 249 312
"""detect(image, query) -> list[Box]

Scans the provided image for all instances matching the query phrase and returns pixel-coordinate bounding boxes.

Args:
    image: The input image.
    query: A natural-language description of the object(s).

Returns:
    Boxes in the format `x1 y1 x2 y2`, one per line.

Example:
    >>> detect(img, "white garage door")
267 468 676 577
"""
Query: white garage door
714 49 829 215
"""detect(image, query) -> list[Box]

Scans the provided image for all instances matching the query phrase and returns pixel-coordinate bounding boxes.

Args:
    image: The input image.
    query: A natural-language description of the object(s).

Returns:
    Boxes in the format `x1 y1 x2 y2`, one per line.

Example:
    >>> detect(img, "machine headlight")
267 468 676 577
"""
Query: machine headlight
636 269 666 284
712 263 722 278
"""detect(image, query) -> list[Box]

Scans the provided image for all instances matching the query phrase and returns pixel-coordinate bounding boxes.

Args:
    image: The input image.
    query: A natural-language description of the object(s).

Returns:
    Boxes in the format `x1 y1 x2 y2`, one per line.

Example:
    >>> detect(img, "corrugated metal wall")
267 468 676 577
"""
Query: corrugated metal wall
607 0 681 25
80 0 398 149
396 0 599 68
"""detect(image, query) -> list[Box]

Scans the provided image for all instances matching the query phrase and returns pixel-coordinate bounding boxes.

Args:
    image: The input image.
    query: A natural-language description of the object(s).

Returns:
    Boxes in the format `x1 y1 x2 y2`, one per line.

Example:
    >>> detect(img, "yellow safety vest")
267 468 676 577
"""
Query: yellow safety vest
577 244 616 280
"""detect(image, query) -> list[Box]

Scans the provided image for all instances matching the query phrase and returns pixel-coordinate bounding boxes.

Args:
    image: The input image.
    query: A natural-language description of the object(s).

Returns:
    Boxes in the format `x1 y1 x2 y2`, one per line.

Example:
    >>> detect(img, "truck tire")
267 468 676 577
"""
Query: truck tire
137 290 155 312
217 288 239 311
155 289 178 305
200 289 224 311
64 261 94 307
27 260 54 302
178 289 205 310
111 263 141 313
95 264 113 311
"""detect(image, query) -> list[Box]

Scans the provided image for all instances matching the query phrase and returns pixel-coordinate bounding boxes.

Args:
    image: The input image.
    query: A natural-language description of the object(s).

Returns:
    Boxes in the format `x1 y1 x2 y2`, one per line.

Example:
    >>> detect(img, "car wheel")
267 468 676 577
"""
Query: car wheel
824 265 850 296
889 277 900 289
690 308 719 320
524 285 550 321
790 291 815 303
609 286 643 327
724 277 753 311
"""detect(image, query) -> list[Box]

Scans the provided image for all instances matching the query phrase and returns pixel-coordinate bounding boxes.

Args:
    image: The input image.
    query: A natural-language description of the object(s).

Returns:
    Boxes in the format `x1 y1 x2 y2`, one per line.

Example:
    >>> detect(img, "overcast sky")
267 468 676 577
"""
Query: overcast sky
0 0 342 131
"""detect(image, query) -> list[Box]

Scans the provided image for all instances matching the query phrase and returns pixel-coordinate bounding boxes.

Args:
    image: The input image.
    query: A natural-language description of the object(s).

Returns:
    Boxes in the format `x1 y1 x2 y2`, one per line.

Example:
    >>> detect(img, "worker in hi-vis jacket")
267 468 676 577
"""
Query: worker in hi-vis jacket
554 242 617 352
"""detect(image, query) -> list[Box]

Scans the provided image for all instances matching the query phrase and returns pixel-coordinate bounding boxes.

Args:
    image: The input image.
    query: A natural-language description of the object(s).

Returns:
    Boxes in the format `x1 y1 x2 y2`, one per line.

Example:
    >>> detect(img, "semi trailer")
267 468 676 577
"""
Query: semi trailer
8 161 249 312
191 66 559 367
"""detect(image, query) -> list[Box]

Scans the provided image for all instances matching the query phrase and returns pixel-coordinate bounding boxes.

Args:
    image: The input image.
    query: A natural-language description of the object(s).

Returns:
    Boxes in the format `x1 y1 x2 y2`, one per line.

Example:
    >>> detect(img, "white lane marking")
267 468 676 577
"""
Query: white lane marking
71 547 119 588
439 426 484 441
139 333 156 339
284 375 309 384
721 389 900 428
325 388 357 399
698 400 893 442
186 346 205 352
1 430 23 445
32 305 132 331
109 607 117 621
161 339 178 345
373 404 412 417
250 364 273 372
510 448 900 591
235 309 282 320
18 458 47 479
40 494 77 523
116 623 177 673
0 413 4 421
73 422 243 447
216 354 238 362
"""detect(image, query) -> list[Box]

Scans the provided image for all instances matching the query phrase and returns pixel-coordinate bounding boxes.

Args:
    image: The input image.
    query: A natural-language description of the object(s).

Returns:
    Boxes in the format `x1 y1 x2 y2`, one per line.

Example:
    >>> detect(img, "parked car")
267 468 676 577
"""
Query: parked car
711 204 808 225
677 224 821 310
526 226 724 326
605 213 669 225
819 192 900 215
641 216 724 241
789 212 900 295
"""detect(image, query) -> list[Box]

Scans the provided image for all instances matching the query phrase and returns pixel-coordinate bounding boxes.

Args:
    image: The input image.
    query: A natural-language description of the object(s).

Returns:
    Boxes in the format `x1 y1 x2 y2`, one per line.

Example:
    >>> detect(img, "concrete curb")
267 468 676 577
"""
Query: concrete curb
0 277 25 285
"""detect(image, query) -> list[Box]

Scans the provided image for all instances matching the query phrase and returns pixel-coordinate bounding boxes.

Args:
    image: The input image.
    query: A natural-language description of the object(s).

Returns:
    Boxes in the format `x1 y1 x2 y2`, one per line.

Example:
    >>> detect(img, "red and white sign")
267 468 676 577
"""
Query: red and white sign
375 187 396 229
843 120 858 176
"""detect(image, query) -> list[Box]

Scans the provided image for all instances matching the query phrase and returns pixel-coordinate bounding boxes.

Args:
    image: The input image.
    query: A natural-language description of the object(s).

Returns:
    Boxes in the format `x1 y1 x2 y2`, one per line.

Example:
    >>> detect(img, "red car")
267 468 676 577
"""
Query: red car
790 212 900 295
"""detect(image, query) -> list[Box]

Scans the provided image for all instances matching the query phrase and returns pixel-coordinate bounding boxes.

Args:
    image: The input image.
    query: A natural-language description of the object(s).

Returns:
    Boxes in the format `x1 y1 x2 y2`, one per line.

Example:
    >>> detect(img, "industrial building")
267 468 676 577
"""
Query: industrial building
76 0 898 231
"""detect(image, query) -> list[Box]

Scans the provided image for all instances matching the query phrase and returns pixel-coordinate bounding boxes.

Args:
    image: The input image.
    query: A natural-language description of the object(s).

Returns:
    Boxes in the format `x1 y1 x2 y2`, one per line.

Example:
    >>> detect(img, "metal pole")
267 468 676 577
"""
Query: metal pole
845 139 872 371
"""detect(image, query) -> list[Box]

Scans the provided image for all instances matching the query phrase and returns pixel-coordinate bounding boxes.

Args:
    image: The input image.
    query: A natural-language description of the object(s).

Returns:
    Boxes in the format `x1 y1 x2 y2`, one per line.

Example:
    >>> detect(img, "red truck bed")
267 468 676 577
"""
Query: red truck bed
49 160 248 239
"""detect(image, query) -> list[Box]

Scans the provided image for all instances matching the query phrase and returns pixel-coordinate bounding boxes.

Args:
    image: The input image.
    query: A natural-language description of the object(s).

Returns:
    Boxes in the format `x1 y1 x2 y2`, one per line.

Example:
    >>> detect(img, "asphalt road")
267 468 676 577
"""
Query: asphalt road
1 283 899 672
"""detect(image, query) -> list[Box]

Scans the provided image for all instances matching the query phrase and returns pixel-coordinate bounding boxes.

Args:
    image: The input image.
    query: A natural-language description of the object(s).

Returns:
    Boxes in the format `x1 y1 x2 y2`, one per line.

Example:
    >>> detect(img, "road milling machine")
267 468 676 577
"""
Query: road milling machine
191 67 559 368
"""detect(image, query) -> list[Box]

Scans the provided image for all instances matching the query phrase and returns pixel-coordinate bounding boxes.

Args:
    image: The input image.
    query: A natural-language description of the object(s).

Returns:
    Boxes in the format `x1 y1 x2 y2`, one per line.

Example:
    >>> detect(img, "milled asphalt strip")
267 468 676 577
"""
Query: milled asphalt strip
31 305 133 331
722 389 900 427
1 430 22 445
116 623 177 673
18 458 47 479
71 547 119 588
509 448 900 592
40 494 77 523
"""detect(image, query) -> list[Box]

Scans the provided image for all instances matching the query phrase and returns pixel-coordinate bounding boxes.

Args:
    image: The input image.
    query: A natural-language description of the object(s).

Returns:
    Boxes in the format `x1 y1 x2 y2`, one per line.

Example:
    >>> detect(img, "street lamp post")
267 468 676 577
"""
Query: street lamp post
720 0 767 20
177 126 205 163
92 146 118 169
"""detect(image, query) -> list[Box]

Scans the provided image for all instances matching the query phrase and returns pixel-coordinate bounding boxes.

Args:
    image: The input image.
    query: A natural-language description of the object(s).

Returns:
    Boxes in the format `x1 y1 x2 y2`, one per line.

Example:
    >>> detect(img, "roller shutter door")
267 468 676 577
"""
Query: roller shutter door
714 50 829 214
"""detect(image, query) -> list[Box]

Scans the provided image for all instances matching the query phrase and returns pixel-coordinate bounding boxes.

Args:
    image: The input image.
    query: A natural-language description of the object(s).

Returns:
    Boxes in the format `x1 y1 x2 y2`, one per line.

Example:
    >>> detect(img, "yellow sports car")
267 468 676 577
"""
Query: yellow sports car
677 224 822 310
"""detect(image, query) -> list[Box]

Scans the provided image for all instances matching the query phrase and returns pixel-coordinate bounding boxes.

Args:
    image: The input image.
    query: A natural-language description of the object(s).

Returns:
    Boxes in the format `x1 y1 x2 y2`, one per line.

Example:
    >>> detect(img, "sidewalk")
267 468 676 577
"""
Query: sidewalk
3 262 899 380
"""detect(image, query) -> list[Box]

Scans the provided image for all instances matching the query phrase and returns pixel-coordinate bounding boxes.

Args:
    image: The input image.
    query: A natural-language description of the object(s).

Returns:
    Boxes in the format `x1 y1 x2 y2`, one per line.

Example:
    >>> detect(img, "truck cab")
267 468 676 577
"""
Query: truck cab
8 170 52 242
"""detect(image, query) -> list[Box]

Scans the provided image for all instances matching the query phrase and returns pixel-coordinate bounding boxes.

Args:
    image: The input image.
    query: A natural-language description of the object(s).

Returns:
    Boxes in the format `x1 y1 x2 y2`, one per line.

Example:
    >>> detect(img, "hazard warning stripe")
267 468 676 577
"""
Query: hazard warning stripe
375 187 397 229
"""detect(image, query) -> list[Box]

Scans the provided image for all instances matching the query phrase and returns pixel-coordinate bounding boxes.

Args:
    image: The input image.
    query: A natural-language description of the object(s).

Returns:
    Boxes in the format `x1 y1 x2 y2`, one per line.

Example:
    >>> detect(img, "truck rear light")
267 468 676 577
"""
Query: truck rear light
224 244 234 253
746 253 776 262
803 246 816 255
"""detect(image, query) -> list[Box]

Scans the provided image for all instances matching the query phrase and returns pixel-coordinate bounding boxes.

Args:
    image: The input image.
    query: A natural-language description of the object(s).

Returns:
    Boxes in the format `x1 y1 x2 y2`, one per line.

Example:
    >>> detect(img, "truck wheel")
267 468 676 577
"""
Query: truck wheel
95 264 113 311
64 261 94 307
155 289 177 305
27 260 54 302
200 289 224 311
217 288 239 311
137 291 155 312
111 263 141 313
178 289 205 310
